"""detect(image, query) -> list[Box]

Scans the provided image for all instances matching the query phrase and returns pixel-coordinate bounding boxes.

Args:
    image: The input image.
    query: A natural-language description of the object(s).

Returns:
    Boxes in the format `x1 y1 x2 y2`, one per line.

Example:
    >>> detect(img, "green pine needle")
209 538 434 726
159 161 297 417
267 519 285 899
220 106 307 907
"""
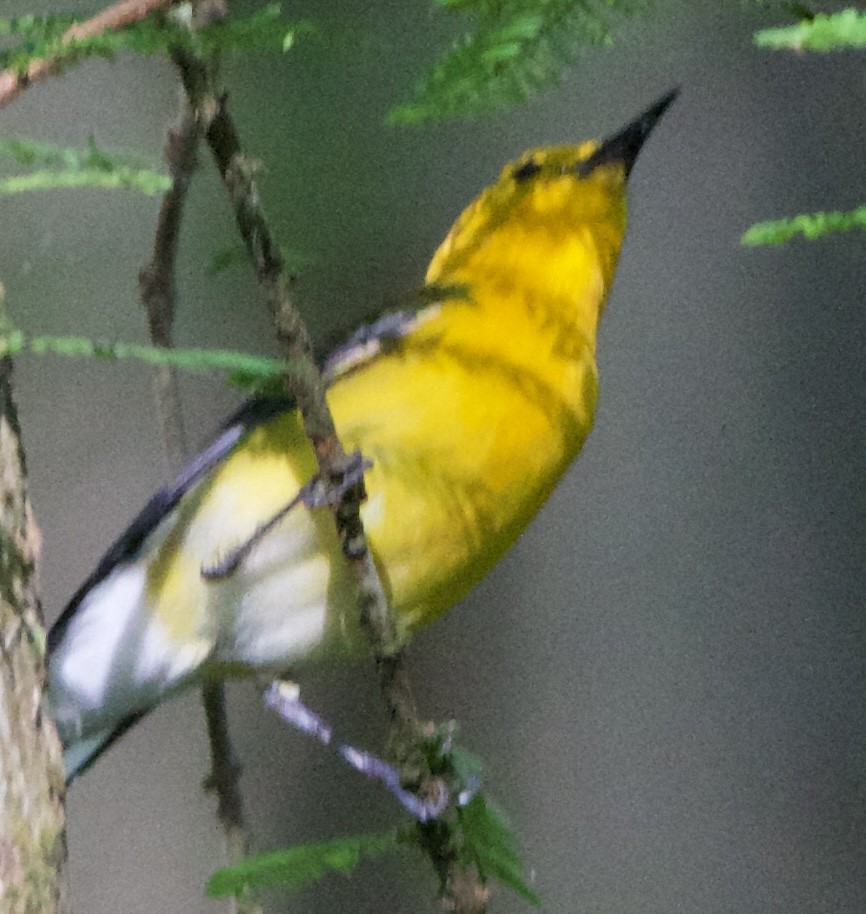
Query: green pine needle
755 9 866 51
0 137 170 196
390 0 645 124
742 206 866 245
0 12 74 44
0 5 310 73
410 731 540 905
0 331 283 381
209 244 315 276
195 4 314 53
0 136 136 171
201 726 539 907
0 137 120 169
0 167 170 196
457 794 541 905
206 831 403 898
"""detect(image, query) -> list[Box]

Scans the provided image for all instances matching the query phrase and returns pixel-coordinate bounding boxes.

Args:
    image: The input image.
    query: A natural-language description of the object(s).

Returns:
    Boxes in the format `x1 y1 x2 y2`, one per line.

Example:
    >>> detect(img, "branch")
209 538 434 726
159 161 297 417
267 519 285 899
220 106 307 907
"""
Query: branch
0 289 69 913
139 97 198 470
170 43 401 651
201 677 260 914
138 65 261 914
172 42 483 913
0 0 182 108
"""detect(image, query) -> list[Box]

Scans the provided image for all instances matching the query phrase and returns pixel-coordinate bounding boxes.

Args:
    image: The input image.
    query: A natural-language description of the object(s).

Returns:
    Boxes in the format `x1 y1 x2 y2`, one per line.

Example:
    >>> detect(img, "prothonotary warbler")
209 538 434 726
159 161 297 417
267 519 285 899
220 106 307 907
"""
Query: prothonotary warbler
47 90 678 780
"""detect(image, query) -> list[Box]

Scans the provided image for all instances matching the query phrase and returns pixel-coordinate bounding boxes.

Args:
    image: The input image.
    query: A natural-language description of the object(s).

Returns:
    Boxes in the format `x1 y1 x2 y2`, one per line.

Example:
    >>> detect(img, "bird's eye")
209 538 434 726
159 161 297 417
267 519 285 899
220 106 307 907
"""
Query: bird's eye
512 159 542 182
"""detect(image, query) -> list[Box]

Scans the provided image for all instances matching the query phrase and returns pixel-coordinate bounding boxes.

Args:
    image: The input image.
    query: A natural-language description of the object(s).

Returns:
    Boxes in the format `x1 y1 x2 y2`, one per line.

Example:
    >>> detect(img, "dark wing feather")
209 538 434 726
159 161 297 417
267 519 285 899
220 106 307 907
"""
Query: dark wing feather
317 283 466 382
49 285 462 655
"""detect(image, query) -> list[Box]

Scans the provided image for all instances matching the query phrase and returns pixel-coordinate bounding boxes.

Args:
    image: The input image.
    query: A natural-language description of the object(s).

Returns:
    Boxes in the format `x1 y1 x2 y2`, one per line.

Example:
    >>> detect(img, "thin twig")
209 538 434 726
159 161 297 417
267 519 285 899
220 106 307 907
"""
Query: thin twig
170 44 421 720
139 96 198 470
170 45 400 640
203 678 260 914
1 0 481 906
138 67 259 914
172 43 482 913
0 0 182 109
201 679 247 855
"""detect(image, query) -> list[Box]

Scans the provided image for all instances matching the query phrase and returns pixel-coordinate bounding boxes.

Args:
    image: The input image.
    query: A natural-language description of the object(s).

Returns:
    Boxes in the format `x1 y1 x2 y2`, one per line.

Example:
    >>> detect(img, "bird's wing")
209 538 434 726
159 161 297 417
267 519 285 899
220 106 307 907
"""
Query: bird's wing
47 397 294 654
48 284 463 653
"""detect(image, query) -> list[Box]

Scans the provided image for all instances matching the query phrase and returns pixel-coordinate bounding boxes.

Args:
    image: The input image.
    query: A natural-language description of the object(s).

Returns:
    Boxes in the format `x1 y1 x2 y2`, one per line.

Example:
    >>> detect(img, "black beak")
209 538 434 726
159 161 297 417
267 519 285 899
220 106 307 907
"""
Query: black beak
578 88 679 179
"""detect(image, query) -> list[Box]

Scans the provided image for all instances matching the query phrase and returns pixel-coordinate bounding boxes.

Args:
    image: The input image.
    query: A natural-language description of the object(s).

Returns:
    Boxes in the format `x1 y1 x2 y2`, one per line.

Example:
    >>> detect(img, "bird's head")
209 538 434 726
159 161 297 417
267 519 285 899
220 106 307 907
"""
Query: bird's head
426 89 679 291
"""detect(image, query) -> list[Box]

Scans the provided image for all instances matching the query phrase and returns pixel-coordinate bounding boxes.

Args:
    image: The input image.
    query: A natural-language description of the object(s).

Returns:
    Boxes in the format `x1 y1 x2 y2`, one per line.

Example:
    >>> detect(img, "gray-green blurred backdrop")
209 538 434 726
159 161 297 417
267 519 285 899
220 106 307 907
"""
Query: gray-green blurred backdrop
2 0 865 911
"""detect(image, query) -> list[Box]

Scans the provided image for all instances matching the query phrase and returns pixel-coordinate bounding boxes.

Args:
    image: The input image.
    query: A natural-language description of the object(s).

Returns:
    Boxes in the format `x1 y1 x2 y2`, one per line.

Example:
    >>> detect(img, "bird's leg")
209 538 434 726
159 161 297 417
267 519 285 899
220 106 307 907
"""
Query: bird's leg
263 680 454 823
262 679 333 744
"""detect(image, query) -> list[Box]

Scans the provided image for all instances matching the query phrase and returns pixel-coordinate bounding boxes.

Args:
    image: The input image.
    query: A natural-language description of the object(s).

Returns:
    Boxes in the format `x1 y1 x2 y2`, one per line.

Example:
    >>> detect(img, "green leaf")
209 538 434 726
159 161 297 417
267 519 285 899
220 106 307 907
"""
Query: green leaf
742 206 866 245
390 0 646 124
755 9 866 51
458 795 540 905
207 831 402 898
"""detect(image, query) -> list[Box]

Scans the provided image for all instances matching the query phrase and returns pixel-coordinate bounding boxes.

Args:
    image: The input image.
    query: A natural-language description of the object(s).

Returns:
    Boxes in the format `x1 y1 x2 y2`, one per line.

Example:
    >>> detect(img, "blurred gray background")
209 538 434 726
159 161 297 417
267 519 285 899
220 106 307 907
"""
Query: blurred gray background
2 0 865 911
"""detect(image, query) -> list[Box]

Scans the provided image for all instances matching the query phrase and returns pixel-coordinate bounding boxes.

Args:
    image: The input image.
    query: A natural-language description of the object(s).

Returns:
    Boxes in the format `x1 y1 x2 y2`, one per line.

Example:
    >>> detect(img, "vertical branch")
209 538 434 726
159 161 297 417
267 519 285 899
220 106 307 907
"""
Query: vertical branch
0 289 69 914
138 87 259 914
201 679 247 859
139 97 197 470
170 43 410 692
172 46 487 914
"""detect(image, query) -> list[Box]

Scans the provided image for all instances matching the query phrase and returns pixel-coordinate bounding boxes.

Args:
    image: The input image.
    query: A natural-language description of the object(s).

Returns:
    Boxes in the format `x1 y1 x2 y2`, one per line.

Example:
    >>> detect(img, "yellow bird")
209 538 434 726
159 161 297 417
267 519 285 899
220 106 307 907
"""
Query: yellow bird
47 90 678 779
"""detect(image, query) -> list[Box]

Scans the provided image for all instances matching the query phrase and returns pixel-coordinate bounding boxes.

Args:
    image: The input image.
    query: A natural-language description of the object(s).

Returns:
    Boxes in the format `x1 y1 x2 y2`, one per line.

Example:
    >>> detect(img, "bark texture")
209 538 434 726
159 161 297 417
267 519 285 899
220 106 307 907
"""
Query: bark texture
0 356 68 913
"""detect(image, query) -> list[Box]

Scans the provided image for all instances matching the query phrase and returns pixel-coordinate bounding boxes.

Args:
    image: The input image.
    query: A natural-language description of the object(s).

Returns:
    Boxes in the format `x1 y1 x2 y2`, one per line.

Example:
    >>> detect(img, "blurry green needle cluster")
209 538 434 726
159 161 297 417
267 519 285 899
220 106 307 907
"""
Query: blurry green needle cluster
743 6 865 246
206 738 540 906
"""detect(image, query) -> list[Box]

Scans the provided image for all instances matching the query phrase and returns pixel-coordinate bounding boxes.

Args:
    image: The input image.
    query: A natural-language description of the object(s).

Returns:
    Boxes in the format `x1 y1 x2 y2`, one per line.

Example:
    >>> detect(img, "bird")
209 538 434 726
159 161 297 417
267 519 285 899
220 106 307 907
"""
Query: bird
47 89 678 780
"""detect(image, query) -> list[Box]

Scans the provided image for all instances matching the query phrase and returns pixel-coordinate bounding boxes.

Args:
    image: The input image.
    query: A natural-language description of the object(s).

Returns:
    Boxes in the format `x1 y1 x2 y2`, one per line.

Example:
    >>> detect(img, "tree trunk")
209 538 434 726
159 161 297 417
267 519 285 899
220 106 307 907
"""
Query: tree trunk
0 352 69 913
